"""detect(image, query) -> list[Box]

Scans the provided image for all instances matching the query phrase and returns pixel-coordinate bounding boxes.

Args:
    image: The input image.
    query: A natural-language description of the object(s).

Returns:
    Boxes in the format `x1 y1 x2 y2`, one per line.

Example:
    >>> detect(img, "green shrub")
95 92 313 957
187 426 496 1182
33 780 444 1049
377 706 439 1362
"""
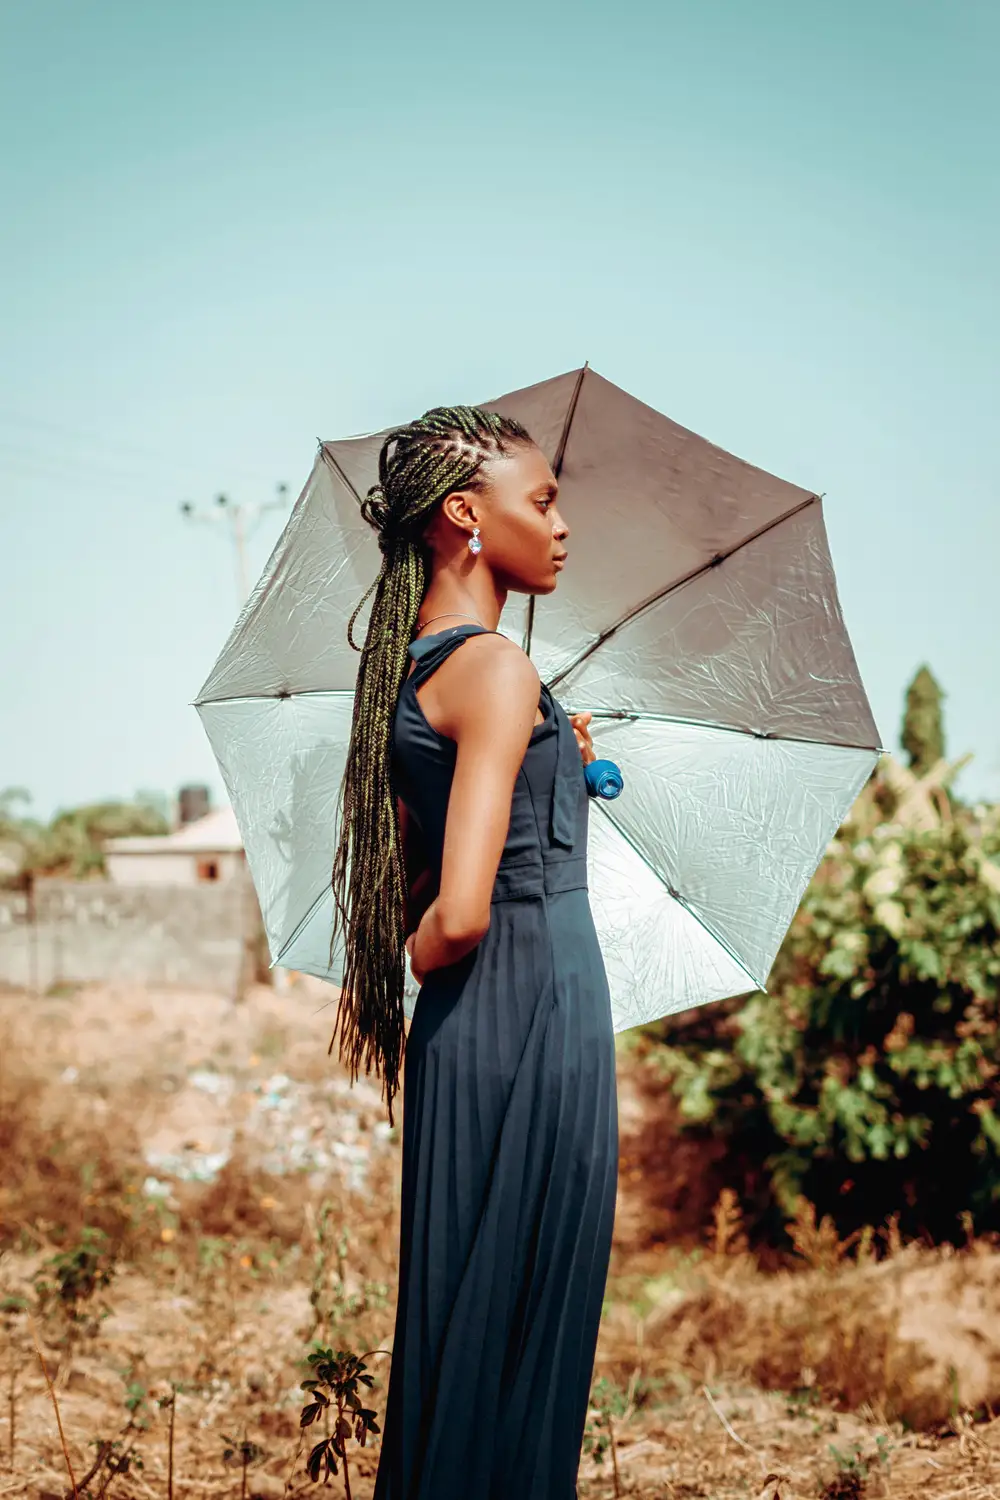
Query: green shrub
646 779 1000 1245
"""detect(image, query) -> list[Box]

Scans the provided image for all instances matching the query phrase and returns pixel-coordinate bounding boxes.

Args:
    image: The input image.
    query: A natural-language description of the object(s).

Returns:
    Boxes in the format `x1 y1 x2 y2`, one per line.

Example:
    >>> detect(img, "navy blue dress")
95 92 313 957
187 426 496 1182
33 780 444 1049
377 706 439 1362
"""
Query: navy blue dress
373 623 619 1500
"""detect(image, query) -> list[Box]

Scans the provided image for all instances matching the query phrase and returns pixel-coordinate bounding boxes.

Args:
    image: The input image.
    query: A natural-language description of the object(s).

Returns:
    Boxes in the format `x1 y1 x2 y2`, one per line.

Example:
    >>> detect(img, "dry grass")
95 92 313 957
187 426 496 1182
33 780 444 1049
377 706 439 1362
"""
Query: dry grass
1 981 998 1500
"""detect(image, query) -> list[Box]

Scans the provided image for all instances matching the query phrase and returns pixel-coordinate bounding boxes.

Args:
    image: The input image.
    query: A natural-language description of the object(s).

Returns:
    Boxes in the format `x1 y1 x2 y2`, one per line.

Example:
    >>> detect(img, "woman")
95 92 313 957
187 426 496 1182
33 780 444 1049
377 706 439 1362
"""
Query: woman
329 405 619 1499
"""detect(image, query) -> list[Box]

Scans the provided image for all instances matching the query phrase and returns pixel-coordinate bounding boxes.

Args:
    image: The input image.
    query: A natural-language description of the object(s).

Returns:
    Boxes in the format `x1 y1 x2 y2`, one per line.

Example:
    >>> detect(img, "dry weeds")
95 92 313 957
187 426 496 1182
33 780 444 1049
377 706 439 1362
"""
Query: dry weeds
1 981 998 1499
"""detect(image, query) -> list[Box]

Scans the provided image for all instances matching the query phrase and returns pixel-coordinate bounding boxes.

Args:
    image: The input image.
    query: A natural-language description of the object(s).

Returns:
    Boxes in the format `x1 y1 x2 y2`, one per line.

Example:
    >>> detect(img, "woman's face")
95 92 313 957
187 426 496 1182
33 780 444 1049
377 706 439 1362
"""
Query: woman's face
475 441 569 595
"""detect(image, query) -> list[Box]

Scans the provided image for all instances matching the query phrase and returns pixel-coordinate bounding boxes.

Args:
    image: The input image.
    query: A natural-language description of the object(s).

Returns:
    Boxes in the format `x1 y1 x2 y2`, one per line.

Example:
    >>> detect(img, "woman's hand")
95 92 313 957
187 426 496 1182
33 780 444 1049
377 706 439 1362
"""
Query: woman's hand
404 866 438 940
405 932 427 986
569 711 596 766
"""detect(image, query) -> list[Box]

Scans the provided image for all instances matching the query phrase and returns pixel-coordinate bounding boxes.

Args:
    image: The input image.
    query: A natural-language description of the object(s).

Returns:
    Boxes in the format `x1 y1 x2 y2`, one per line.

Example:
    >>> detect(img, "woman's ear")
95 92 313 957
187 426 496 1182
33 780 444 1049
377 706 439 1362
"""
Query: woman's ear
438 489 481 534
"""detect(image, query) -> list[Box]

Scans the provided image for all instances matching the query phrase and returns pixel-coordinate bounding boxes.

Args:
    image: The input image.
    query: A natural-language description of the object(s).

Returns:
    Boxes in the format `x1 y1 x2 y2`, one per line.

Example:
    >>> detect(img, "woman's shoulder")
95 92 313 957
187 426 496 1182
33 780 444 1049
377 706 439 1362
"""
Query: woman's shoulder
448 627 539 682
406 626 540 741
442 631 540 727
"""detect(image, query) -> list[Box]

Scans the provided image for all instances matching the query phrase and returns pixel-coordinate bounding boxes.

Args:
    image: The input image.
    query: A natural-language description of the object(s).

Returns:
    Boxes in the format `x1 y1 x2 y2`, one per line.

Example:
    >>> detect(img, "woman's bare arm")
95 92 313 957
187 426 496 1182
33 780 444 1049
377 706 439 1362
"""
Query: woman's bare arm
409 635 541 976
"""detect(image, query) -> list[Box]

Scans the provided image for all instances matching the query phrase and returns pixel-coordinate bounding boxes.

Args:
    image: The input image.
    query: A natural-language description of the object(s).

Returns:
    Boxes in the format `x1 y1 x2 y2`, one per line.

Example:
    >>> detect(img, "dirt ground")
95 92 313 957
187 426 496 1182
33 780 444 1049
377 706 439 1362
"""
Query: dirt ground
1 979 997 1500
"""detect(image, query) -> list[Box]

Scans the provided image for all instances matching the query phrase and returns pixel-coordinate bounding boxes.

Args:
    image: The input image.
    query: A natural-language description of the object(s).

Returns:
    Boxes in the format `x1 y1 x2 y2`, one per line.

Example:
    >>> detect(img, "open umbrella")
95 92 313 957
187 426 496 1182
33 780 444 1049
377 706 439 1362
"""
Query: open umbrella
194 366 882 1032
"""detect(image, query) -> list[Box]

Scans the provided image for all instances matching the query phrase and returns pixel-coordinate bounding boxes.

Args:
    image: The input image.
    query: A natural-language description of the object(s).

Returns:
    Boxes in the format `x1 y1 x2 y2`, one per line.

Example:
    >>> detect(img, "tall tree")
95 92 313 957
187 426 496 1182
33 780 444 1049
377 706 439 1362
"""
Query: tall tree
901 665 946 776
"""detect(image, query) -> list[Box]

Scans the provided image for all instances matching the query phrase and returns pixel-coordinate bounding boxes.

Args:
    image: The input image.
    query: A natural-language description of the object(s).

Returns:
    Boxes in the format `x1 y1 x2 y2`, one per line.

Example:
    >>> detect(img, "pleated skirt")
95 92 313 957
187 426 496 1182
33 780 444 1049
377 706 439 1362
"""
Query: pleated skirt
372 888 619 1500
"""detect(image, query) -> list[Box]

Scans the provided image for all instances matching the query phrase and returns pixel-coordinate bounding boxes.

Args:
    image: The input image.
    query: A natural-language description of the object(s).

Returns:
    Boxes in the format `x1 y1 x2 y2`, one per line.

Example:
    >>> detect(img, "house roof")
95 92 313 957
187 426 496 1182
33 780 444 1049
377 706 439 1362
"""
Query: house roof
105 805 244 856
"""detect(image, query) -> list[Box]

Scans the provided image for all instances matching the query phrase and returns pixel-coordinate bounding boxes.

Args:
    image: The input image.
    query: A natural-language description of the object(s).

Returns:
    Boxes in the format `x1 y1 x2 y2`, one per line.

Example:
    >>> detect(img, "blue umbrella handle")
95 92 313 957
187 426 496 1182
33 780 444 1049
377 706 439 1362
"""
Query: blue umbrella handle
585 758 624 800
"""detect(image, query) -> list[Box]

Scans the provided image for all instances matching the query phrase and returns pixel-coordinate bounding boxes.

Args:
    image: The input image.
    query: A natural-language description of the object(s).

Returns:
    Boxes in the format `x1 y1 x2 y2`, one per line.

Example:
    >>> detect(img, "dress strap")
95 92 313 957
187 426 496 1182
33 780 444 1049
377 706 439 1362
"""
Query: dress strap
406 624 494 685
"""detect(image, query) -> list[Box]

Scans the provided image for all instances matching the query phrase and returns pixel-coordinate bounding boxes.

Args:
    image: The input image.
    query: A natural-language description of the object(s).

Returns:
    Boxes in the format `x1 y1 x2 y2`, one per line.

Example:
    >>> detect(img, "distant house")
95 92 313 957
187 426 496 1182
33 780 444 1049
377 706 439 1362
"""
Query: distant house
104 806 244 886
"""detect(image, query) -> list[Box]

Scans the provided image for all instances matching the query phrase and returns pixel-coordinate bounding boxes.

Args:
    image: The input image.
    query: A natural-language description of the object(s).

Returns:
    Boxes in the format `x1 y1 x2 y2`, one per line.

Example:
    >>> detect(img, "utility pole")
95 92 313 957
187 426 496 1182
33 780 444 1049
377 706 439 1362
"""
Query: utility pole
180 483 289 603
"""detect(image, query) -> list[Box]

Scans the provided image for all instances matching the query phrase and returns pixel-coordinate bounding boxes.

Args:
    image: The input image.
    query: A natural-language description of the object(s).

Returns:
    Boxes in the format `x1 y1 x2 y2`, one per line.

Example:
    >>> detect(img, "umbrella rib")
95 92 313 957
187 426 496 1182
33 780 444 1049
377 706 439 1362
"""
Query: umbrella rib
552 363 588 477
319 445 365 506
593 800 768 993
273 880 335 970
547 493 820 690
195 689 356 707
196 689 884 754
525 363 588 658
575 708 886 755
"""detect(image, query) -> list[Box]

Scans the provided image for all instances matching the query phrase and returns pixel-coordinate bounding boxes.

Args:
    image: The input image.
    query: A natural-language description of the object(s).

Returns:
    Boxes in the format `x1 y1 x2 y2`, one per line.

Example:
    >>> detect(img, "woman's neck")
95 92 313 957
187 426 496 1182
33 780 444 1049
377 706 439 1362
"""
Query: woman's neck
417 574 506 633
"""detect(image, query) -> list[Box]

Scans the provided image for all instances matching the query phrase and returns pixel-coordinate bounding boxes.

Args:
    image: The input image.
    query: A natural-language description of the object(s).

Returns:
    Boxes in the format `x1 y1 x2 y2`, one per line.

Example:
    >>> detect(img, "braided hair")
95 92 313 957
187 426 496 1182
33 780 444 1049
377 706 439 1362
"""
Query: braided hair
329 404 533 1124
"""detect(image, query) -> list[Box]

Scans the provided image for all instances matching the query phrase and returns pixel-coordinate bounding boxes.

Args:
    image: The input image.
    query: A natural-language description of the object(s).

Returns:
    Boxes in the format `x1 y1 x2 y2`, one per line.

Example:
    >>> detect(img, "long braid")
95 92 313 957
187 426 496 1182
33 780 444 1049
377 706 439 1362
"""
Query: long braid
329 404 533 1124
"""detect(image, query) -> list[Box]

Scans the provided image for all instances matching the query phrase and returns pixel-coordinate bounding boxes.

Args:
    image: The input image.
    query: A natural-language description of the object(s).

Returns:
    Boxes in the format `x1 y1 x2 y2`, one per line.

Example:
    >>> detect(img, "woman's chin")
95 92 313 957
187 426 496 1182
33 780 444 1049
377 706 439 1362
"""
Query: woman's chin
519 573 561 598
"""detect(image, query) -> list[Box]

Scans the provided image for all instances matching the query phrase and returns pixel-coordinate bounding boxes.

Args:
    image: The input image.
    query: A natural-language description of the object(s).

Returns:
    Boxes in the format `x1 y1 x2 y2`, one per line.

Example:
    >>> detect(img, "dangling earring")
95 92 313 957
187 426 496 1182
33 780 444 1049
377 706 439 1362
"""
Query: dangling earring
468 526 482 556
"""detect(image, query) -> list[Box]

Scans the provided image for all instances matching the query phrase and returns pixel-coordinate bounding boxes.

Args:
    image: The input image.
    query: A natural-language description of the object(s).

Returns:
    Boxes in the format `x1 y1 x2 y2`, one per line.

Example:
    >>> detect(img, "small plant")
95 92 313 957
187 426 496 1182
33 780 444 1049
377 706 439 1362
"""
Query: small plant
821 1436 892 1499
221 1434 265 1500
784 1380 821 1418
881 1213 904 1257
33 1226 116 1338
854 1224 877 1265
157 1386 179 1500
787 1198 858 1273
2 1295 29 1471
582 1376 627 1497
121 1376 151 1431
197 1234 231 1274
77 1437 144 1499
299 1346 385 1498
307 1202 389 1338
708 1187 749 1259
72 1371 152 1498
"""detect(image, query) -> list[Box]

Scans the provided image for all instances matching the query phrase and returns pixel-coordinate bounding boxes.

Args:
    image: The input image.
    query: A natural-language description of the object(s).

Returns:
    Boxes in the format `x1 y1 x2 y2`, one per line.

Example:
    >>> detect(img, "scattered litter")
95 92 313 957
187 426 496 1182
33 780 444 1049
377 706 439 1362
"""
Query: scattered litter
188 1068 234 1100
140 1063 396 1188
145 1147 233 1183
142 1176 173 1199
257 1073 294 1112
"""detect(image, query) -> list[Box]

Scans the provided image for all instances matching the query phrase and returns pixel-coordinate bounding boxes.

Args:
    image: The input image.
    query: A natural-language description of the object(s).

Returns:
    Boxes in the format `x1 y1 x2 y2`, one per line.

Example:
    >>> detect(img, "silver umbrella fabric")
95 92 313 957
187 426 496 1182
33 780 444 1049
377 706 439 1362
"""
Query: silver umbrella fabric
194 367 882 1033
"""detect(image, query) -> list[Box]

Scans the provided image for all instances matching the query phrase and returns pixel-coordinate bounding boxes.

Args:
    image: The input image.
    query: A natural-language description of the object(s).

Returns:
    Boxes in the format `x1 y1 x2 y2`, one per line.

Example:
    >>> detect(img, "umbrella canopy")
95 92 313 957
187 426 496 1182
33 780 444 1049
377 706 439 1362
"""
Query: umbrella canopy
194 367 882 1032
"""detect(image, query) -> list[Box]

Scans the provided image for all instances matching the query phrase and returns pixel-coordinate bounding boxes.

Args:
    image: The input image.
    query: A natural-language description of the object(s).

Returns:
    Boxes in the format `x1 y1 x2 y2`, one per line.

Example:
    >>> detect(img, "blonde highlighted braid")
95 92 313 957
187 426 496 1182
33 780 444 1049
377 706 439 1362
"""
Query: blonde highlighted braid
329 405 533 1124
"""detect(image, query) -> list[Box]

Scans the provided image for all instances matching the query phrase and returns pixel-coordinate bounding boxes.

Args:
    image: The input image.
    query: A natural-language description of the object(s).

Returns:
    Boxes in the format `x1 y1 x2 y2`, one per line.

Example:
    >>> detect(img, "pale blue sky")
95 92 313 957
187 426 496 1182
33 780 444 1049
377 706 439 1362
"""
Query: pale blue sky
1 0 997 818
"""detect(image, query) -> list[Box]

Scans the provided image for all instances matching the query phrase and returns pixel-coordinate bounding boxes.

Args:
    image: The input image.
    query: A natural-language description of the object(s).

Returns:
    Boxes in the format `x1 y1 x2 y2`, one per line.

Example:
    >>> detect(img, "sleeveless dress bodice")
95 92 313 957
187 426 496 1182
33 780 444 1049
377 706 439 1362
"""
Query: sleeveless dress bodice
391 624 591 902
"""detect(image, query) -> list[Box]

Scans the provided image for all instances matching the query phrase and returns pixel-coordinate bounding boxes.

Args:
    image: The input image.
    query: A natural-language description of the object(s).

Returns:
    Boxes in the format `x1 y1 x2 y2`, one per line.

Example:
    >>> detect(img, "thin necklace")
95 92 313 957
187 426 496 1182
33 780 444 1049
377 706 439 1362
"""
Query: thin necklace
415 610 488 633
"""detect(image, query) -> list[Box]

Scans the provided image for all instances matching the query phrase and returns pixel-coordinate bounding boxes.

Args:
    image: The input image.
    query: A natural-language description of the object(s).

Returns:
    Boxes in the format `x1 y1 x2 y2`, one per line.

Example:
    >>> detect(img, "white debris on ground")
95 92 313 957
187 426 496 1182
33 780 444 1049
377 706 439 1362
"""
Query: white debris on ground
21 979 403 1200
142 1066 397 1192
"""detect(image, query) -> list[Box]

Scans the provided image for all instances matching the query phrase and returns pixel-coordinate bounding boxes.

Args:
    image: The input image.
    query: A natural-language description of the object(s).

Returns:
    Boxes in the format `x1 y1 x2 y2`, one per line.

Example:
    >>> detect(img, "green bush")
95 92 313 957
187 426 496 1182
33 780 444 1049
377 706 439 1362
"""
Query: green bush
646 779 1000 1245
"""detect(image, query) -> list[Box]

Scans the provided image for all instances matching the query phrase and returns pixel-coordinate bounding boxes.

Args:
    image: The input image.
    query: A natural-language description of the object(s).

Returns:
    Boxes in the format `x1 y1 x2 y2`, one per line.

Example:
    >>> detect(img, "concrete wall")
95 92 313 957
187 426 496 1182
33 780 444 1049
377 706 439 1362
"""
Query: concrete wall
0 873 267 996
